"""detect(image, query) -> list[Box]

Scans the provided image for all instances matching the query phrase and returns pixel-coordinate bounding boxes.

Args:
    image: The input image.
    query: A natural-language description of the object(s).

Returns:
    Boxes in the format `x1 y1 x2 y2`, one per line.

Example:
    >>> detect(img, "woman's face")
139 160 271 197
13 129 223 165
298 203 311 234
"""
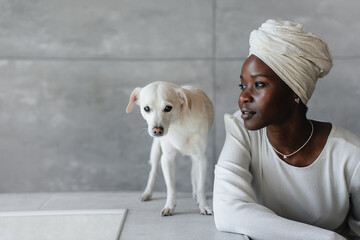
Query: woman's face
238 55 296 130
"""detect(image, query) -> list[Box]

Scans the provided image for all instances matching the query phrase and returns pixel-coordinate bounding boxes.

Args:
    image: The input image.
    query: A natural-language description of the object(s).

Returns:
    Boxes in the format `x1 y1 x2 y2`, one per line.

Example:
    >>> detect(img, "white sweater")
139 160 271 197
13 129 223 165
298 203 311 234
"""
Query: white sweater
214 111 360 240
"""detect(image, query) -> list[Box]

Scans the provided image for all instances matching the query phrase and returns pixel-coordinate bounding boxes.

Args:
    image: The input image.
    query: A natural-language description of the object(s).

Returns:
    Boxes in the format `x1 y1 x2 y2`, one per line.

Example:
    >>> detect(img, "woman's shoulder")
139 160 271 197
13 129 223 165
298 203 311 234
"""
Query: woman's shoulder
224 110 264 144
328 124 360 189
224 110 243 128
330 124 360 149
224 110 253 134
312 120 360 149
224 110 242 121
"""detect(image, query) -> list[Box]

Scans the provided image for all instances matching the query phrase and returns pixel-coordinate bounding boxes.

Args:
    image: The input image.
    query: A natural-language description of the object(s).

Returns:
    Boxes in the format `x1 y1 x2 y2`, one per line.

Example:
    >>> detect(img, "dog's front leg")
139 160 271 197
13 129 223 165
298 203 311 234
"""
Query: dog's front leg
141 138 162 201
160 151 176 216
192 154 213 215
191 158 198 200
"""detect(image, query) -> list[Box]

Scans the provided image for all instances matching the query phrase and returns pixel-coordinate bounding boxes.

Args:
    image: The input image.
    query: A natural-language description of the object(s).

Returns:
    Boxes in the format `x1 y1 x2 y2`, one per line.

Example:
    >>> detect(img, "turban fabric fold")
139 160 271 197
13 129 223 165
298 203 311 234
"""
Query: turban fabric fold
249 19 333 104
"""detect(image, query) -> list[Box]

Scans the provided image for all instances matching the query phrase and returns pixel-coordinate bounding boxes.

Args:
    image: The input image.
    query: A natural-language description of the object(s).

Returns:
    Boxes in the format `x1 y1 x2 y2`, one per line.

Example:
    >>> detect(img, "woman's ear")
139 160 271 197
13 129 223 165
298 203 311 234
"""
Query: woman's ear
177 88 192 112
126 87 142 113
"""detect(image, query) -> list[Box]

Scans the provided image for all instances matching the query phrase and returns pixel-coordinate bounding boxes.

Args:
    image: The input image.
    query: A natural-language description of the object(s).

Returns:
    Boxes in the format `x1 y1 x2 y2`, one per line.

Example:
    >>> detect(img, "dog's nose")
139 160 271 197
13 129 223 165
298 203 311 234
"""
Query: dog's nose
152 127 164 136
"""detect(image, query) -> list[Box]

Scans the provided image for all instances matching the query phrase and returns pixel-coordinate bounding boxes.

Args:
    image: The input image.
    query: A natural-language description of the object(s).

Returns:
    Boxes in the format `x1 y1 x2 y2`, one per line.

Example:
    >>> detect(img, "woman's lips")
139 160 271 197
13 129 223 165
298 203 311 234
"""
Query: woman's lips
241 108 256 120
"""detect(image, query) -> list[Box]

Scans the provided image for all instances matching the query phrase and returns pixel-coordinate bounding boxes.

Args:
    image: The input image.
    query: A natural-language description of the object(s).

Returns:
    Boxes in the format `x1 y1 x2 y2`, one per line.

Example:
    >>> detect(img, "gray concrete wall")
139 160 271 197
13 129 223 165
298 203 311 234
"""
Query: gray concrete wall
0 0 359 193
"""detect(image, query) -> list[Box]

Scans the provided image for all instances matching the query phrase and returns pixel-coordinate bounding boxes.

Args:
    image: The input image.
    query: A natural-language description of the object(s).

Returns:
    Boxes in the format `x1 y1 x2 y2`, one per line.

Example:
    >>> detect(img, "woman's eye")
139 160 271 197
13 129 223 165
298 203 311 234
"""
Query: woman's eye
255 82 265 88
164 106 172 112
144 106 151 112
238 83 246 90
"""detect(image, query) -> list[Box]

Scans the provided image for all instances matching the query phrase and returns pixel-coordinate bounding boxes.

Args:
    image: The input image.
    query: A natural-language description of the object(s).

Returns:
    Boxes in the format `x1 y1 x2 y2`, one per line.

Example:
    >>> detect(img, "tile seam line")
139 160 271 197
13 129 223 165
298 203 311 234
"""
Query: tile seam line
0 56 213 62
0 56 357 62
211 0 217 189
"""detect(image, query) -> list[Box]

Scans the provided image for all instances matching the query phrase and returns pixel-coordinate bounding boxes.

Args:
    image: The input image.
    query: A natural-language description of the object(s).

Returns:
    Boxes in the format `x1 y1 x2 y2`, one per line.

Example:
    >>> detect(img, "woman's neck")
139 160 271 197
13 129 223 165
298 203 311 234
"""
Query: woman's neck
266 116 312 157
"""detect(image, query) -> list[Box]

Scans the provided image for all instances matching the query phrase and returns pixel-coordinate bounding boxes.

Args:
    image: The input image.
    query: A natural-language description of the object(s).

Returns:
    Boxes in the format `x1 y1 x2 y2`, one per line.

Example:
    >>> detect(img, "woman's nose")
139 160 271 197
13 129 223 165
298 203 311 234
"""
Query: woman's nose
238 89 253 105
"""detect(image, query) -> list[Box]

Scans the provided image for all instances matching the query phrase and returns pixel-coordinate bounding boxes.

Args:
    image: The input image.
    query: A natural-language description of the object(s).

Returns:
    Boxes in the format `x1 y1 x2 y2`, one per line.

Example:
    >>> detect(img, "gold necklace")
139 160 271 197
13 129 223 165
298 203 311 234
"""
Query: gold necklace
269 120 314 159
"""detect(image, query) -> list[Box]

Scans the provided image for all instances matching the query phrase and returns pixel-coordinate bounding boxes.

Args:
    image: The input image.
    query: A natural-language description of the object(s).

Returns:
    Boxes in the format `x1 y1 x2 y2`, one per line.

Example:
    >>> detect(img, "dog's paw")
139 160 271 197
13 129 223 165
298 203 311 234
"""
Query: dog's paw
199 204 213 215
161 207 175 216
140 192 152 201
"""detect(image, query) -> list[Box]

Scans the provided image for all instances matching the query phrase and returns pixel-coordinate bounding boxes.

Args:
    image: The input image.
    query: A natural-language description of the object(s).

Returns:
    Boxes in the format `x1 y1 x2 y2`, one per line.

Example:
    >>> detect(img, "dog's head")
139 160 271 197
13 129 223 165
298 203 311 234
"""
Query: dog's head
126 81 191 137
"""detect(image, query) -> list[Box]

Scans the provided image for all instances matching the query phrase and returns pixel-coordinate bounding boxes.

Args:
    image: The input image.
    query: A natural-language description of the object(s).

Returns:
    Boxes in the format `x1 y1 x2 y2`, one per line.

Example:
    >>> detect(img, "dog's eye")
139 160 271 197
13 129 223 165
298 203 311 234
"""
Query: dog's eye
144 106 151 112
164 106 172 112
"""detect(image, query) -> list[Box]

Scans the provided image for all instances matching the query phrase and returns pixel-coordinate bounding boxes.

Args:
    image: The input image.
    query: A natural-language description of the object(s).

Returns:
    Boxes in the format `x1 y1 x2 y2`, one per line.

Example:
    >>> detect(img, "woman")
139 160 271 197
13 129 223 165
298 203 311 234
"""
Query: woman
213 19 360 240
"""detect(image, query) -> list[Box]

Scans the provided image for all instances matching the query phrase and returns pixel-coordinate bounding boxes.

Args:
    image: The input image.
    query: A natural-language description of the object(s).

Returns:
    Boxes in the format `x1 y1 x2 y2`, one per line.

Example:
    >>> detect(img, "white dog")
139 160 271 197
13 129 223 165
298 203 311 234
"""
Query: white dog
126 81 214 216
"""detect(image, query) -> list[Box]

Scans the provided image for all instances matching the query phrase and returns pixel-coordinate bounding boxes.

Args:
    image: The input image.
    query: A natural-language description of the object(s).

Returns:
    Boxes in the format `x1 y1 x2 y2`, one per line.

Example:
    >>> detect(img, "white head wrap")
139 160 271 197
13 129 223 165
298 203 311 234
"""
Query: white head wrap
249 19 333 104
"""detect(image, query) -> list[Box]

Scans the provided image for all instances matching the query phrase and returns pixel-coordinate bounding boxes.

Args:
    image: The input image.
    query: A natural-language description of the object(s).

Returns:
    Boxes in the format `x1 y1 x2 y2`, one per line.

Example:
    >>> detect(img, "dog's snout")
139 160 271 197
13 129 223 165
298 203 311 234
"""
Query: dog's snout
152 127 164 136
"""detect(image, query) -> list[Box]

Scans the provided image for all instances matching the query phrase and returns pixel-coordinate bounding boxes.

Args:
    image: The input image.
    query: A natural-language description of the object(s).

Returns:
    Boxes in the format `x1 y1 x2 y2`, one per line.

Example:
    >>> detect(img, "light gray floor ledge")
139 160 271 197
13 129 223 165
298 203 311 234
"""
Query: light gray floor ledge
0 192 248 240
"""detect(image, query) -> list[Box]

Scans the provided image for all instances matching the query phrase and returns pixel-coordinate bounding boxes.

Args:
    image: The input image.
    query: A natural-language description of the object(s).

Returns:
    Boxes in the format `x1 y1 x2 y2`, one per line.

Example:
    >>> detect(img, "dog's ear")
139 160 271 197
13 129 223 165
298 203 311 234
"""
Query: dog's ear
126 87 142 113
177 89 192 112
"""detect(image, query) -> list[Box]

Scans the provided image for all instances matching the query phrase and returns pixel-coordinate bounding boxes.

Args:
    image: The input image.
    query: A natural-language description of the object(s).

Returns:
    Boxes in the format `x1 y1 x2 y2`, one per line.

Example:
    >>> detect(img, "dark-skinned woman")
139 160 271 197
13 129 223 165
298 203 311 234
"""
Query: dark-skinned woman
213 19 360 240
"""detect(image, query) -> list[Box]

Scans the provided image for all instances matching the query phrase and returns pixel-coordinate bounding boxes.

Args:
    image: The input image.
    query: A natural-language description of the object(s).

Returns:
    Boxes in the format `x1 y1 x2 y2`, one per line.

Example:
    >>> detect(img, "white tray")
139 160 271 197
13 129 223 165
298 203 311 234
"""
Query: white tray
0 209 128 240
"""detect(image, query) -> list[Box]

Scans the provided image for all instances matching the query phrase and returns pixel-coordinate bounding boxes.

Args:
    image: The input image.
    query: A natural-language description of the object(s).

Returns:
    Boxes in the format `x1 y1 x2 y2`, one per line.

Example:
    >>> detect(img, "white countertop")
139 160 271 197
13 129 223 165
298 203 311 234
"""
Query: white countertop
0 192 248 240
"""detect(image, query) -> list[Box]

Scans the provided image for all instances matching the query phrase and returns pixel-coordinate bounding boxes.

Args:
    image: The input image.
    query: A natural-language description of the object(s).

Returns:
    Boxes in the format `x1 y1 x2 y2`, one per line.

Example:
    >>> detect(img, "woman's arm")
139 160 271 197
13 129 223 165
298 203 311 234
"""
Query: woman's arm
213 114 346 240
349 162 360 237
